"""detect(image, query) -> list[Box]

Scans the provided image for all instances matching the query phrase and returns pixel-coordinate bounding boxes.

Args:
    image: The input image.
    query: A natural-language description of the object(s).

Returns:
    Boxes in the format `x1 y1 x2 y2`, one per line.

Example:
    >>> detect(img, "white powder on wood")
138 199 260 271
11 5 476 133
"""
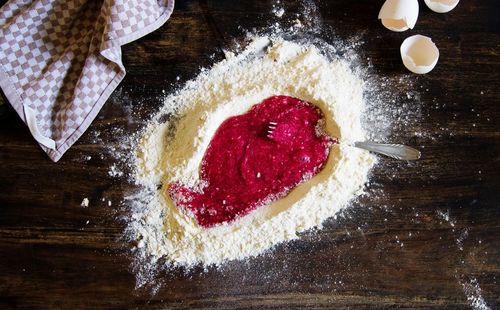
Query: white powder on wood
131 37 375 268
461 277 491 310
80 198 89 208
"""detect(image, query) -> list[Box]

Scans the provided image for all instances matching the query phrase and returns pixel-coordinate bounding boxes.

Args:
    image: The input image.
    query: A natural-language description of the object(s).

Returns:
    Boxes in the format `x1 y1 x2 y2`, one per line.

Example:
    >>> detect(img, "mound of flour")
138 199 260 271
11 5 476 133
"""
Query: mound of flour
131 37 375 268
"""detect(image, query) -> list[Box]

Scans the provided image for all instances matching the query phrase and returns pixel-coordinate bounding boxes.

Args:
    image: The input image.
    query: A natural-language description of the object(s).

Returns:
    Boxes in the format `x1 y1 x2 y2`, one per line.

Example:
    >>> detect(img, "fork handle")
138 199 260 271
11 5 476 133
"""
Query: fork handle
353 141 421 160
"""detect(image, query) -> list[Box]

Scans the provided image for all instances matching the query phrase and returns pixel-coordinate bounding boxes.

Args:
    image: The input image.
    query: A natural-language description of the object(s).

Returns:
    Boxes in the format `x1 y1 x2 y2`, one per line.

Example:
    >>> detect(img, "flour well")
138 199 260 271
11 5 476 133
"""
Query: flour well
132 37 375 268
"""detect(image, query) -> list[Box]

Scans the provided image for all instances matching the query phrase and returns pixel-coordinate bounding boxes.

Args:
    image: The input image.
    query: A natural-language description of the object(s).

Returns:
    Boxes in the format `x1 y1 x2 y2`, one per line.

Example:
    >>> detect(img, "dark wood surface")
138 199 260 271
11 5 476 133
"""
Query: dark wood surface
1 0 499 308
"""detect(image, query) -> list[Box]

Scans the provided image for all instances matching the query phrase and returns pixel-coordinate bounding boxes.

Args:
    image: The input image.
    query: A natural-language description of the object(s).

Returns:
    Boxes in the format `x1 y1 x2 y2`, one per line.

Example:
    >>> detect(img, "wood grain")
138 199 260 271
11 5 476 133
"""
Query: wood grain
0 0 499 308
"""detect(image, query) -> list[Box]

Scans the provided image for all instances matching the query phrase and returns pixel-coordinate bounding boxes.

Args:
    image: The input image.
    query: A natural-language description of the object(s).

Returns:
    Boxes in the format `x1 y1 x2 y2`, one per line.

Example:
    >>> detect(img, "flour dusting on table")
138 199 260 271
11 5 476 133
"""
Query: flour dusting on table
101 0 425 290
128 36 376 275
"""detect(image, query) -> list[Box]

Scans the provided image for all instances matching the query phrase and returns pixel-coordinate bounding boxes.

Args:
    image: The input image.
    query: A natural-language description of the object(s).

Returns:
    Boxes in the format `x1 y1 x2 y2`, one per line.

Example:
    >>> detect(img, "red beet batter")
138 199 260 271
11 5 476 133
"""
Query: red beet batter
168 95 335 227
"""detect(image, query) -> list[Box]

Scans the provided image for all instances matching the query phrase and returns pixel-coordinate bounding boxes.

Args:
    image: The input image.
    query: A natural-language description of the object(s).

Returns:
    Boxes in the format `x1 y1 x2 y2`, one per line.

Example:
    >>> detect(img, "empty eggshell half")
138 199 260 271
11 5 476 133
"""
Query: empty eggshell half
378 0 419 32
400 35 439 74
424 0 459 13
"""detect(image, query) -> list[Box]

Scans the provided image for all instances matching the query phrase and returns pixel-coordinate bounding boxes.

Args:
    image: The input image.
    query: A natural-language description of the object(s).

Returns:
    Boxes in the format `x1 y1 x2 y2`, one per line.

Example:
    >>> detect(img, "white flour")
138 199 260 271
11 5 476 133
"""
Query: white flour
131 37 375 269
461 277 491 310
80 198 89 208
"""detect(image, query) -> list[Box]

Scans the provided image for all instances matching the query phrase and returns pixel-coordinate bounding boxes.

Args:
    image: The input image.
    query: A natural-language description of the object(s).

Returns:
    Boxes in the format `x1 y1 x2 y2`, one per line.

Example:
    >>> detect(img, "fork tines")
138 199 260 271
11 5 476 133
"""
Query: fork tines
267 121 278 138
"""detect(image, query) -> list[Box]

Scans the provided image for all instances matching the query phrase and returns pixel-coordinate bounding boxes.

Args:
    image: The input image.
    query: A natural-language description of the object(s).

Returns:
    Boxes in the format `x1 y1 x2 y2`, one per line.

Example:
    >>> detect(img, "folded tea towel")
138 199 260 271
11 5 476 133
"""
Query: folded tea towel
0 0 174 161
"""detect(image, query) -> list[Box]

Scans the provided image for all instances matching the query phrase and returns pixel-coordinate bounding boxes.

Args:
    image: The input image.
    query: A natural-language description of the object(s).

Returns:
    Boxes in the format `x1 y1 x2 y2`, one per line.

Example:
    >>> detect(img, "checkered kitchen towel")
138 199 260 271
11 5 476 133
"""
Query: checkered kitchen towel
0 0 174 161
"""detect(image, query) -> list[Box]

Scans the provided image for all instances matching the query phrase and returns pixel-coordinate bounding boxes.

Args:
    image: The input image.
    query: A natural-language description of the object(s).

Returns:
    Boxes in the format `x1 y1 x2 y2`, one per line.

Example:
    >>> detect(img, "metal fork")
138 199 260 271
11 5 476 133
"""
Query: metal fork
266 122 421 160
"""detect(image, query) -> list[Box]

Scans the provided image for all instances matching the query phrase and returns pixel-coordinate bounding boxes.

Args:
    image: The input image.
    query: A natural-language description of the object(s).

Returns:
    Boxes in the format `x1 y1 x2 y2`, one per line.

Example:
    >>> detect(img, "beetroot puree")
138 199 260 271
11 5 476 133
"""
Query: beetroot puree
168 95 335 227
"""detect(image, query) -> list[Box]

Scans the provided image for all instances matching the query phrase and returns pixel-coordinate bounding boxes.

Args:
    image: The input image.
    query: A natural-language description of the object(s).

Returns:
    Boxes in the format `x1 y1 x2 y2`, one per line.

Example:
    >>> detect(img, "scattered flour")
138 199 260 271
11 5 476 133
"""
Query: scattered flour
108 163 124 177
273 7 285 18
436 209 456 227
461 277 491 310
132 37 375 268
80 198 89 208
272 0 285 18
101 0 425 290
436 209 491 310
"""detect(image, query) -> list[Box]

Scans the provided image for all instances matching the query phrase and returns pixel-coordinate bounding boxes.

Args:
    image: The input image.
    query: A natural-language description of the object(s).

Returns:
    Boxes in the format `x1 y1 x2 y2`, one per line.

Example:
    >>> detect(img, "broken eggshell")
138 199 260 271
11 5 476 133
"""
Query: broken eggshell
400 35 440 74
378 0 419 32
424 0 459 13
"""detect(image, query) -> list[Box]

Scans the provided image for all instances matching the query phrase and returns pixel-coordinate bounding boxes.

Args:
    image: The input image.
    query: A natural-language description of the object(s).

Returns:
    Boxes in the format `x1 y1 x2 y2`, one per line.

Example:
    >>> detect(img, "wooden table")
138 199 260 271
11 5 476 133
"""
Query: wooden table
1 0 499 308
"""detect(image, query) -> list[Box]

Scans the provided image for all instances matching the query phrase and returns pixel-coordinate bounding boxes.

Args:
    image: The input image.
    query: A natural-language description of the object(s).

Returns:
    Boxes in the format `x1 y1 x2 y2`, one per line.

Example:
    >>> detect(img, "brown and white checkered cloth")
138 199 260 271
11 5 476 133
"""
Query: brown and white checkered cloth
0 0 174 161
